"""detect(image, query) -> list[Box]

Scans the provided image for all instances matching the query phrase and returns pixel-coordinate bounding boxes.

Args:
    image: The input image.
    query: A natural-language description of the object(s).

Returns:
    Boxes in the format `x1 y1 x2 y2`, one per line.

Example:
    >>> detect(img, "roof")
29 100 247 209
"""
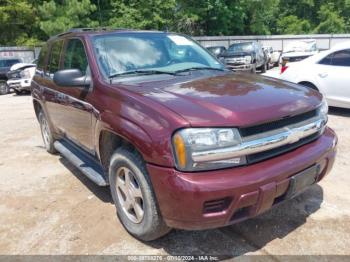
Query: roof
48 28 164 41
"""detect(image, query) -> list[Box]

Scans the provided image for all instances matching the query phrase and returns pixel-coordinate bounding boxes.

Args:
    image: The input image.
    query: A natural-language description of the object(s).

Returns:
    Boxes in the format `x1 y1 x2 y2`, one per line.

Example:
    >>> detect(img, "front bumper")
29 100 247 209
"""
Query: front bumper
147 127 337 230
7 79 32 91
225 63 252 71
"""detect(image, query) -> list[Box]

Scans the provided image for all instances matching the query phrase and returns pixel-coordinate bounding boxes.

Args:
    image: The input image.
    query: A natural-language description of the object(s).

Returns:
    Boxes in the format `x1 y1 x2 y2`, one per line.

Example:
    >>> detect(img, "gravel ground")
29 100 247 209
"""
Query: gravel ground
0 93 349 260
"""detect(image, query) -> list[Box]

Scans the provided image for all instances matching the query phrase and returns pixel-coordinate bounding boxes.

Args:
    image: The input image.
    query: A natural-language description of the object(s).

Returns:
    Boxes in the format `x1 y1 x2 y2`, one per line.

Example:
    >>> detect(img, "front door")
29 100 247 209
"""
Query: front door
43 38 94 152
56 38 94 152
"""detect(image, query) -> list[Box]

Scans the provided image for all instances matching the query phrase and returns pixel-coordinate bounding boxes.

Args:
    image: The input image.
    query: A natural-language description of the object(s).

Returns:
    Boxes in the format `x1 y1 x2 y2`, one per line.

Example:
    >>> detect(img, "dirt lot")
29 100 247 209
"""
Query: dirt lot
0 93 349 259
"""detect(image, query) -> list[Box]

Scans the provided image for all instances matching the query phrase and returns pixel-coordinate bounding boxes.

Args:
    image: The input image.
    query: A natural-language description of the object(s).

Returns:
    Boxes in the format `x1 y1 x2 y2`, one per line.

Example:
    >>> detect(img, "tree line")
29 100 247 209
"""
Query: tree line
1 0 349 46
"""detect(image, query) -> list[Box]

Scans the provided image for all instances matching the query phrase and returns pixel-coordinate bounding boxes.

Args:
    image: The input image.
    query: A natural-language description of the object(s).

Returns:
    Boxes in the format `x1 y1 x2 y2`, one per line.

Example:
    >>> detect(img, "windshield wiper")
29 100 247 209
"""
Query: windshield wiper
174 67 225 74
108 69 176 79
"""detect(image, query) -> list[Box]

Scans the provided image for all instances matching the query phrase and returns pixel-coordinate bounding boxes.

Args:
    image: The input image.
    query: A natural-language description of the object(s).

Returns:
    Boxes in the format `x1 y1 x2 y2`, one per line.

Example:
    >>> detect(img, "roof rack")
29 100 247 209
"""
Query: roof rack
49 27 137 40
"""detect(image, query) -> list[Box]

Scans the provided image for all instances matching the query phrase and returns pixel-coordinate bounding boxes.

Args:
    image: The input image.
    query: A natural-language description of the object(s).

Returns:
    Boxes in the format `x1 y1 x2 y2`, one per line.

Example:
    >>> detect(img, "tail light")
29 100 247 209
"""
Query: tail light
281 65 288 74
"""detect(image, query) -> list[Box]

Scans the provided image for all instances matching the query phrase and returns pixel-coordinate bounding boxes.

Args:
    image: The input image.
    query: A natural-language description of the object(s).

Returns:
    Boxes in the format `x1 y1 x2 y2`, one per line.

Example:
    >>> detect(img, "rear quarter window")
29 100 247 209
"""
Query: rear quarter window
37 44 49 71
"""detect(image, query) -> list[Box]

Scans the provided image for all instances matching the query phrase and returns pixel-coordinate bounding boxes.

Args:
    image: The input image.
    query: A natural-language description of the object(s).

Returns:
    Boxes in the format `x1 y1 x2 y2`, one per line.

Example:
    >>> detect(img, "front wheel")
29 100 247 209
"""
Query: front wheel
0 82 9 95
260 63 267 73
109 148 171 241
251 64 256 74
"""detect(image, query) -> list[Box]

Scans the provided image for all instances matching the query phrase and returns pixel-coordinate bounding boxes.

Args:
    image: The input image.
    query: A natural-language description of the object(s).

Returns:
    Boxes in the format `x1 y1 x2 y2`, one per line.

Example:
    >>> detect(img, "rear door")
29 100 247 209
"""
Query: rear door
42 40 65 131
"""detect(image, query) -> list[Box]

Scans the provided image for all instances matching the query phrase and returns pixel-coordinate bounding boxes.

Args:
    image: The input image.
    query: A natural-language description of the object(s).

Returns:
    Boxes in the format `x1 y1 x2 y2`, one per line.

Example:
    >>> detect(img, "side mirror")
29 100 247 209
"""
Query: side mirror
219 57 226 64
53 69 90 87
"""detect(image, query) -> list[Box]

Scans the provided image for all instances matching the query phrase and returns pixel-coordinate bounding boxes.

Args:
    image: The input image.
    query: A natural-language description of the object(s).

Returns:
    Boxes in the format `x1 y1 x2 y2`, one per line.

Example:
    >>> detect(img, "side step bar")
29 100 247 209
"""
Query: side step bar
54 140 108 186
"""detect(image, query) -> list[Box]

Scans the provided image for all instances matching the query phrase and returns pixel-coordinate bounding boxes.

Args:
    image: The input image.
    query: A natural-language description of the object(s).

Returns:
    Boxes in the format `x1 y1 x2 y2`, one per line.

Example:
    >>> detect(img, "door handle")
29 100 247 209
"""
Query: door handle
318 73 328 78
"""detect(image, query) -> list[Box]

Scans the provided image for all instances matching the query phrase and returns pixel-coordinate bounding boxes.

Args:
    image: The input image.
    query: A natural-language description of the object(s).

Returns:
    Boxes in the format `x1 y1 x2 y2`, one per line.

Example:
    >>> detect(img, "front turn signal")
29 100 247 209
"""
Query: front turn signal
173 133 187 169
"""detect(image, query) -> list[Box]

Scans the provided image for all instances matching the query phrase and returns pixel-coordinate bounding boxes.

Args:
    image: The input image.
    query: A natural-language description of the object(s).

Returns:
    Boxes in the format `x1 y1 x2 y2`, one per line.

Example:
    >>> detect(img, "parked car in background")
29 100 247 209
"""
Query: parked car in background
271 50 281 67
263 46 272 69
222 41 267 73
280 42 350 109
206 46 226 58
280 39 318 64
0 58 21 95
7 62 36 94
263 46 281 67
32 28 336 241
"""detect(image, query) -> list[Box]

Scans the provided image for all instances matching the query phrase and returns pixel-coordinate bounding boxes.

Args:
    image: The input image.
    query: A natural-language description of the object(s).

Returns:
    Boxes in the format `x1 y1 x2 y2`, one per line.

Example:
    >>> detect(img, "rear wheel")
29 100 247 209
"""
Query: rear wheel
109 148 171 241
38 111 57 154
0 82 9 95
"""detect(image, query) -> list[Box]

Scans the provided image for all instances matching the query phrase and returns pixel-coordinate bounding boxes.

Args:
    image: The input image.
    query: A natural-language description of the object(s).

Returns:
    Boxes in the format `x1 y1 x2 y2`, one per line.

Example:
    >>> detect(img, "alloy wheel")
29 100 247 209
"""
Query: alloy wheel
116 167 144 224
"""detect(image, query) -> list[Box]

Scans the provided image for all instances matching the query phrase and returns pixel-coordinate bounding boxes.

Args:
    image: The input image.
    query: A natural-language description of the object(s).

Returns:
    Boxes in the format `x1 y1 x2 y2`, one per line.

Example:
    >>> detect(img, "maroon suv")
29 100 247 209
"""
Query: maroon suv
31 28 337 241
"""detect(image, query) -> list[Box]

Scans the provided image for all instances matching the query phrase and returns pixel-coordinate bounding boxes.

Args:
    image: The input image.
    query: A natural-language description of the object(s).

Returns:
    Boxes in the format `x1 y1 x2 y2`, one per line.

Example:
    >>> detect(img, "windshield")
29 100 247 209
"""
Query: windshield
92 32 223 77
227 42 253 53
0 59 20 67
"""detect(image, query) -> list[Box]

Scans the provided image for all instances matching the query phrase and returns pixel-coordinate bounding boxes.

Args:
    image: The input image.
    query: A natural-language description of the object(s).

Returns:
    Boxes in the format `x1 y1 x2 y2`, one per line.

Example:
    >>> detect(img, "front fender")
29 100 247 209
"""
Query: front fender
95 111 175 167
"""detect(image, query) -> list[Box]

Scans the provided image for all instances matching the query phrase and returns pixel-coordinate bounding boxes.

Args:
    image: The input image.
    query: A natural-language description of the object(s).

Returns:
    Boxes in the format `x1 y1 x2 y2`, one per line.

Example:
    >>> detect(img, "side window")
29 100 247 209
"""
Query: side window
331 49 350 67
319 53 333 65
63 39 89 75
37 44 48 71
47 40 64 77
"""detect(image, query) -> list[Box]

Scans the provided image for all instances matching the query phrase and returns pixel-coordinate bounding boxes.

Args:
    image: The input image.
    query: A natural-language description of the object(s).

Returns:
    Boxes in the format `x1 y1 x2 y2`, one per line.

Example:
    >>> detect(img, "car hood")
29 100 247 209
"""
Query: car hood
117 72 322 127
10 63 36 71
222 51 252 58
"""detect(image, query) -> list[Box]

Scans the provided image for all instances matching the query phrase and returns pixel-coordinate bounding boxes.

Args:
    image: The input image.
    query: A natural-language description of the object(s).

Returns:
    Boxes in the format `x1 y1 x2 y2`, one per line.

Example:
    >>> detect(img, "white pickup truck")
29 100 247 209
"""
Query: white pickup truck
7 62 36 94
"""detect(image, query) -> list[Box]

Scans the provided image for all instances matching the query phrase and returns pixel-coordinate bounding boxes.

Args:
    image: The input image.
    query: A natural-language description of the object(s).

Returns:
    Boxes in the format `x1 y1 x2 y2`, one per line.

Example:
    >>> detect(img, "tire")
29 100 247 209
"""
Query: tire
0 82 9 95
261 63 267 73
14 89 21 95
38 110 57 154
251 64 256 74
109 148 171 241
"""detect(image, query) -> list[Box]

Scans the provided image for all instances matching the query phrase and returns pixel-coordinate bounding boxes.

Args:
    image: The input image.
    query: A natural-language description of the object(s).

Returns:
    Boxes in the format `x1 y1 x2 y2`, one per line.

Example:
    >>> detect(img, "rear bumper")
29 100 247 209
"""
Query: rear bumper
147 127 337 230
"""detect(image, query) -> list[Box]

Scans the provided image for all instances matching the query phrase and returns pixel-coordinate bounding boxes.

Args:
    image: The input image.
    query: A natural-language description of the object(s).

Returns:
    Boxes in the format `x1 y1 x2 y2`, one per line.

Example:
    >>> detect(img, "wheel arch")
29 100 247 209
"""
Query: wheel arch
98 129 143 172
33 99 42 120
298 81 319 91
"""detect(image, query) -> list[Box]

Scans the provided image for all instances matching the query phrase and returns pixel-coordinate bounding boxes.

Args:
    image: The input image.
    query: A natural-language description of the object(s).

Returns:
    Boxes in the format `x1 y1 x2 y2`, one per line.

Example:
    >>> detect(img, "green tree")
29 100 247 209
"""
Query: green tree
244 0 280 35
0 0 40 45
107 0 176 30
38 0 98 37
174 0 247 36
277 15 311 34
314 3 347 33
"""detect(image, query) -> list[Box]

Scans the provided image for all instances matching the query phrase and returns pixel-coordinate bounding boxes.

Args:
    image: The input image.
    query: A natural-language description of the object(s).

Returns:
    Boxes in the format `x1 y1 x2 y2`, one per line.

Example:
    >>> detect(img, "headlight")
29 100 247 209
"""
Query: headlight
318 97 328 123
320 97 328 116
20 69 31 78
172 128 246 171
245 56 252 63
